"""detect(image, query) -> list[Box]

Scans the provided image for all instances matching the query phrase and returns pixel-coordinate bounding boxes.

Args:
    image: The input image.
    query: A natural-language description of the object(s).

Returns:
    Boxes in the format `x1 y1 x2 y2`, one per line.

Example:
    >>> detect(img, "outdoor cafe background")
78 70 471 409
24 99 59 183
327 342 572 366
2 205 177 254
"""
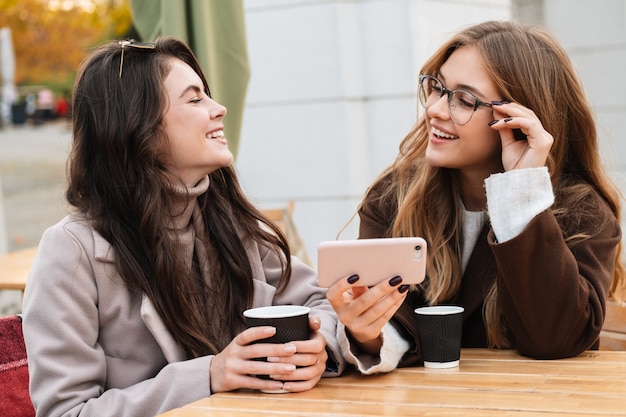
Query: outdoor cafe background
129 0 626 269
2 0 626 315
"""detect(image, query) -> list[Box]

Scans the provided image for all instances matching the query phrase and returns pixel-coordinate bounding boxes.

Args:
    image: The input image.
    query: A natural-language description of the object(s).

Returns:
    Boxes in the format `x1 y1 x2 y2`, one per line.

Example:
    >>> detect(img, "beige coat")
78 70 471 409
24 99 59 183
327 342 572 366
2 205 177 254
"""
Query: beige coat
23 214 343 417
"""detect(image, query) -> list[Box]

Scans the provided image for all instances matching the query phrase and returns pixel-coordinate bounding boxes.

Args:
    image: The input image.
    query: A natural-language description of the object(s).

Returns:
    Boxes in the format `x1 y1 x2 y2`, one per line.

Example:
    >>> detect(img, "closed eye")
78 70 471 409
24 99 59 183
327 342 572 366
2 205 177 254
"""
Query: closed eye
454 91 477 108
431 84 443 95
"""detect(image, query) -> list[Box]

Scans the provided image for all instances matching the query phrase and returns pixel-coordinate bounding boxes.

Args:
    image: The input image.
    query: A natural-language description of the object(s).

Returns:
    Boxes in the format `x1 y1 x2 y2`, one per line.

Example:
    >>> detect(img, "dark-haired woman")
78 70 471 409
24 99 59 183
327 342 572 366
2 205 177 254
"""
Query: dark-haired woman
22 37 343 417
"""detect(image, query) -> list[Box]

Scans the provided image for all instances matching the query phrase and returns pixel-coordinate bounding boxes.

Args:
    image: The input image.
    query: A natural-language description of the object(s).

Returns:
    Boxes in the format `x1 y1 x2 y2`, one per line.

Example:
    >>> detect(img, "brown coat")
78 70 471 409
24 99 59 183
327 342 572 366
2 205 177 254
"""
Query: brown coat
359 176 621 364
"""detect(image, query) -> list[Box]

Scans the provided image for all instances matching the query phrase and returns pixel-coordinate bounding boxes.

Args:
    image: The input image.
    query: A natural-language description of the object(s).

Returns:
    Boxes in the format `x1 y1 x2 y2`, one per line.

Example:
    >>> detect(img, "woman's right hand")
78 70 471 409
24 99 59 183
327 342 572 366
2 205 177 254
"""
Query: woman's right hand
209 326 298 393
489 101 554 171
326 275 409 354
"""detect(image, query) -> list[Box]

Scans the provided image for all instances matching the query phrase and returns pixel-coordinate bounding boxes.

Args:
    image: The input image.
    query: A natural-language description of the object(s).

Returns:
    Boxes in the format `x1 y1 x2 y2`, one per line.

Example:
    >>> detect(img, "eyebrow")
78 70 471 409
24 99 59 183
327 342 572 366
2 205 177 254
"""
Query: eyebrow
178 85 202 99
437 72 490 99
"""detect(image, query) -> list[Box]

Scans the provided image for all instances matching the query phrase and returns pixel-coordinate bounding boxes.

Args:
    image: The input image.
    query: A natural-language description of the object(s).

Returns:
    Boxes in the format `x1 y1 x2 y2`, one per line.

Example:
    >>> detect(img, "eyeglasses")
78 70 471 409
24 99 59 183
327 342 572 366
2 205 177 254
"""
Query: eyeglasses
418 75 493 125
119 40 156 78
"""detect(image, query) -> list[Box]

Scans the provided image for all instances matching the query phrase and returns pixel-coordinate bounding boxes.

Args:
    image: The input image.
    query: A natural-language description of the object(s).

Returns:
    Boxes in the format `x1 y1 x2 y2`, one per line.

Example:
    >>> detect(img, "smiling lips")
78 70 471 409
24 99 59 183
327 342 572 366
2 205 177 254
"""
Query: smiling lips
432 127 459 140
207 130 225 139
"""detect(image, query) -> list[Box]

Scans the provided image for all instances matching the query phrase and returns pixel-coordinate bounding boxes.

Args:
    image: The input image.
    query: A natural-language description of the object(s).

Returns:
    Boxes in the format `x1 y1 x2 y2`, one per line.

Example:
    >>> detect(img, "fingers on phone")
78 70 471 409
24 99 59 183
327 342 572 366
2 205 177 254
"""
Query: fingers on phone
388 276 409 293
388 276 402 287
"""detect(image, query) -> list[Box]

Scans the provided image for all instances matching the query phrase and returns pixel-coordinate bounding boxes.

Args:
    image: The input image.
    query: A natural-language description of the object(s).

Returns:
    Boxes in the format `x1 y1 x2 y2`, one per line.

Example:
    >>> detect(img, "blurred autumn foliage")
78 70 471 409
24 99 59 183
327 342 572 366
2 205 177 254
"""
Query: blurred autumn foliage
0 0 132 91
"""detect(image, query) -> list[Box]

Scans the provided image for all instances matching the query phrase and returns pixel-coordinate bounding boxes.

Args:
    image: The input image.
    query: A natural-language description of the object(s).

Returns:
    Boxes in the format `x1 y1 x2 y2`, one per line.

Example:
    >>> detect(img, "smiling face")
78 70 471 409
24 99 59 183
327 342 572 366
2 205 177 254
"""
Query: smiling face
161 58 232 187
424 46 502 179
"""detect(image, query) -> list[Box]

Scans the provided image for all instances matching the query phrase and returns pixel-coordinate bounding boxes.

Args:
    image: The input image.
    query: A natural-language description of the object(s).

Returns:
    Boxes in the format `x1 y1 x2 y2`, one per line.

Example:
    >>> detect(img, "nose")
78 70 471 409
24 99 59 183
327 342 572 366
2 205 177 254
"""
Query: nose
209 99 227 119
426 94 450 121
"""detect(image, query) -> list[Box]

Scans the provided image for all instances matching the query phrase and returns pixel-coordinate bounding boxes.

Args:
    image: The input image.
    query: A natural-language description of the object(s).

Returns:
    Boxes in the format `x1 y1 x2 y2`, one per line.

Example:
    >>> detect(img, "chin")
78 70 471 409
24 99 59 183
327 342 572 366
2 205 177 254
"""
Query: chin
424 153 446 168
213 149 234 165
214 156 234 170
222 154 234 167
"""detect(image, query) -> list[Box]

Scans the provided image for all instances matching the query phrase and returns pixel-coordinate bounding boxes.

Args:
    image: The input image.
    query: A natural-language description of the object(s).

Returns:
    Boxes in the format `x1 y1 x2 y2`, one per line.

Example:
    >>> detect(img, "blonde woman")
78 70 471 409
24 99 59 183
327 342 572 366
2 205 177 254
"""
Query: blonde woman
327 20 624 373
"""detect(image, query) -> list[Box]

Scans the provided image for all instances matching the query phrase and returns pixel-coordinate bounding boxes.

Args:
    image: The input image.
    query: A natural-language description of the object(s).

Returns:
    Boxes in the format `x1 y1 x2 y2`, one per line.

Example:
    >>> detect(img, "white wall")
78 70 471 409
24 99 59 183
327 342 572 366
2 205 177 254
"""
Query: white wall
541 0 626 190
514 0 626 253
237 0 511 265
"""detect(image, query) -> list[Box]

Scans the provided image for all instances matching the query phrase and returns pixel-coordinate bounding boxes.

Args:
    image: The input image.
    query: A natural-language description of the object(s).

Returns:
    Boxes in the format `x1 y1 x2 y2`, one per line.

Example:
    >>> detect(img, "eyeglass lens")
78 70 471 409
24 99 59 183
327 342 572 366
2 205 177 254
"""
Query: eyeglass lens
418 75 481 125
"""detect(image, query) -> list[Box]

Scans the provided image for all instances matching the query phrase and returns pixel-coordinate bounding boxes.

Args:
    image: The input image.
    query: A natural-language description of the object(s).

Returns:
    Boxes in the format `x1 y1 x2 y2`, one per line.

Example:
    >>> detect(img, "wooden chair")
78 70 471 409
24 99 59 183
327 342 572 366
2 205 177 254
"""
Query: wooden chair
261 201 312 267
599 300 626 350
0 315 35 417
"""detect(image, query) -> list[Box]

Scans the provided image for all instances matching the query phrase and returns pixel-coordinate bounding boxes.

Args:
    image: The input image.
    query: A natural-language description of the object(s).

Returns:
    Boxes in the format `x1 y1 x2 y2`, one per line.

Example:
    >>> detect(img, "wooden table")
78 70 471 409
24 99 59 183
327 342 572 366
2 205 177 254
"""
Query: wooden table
0 246 37 292
157 348 626 416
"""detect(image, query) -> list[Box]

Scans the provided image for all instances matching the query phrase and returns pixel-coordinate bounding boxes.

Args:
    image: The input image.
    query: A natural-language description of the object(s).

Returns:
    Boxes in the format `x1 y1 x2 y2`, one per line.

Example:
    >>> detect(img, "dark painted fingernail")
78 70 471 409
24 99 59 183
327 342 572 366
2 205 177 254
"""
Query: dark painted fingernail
389 276 402 286
491 100 510 105
347 274 360 284
503 117 513 122
488 119 499 126
398 285 410 293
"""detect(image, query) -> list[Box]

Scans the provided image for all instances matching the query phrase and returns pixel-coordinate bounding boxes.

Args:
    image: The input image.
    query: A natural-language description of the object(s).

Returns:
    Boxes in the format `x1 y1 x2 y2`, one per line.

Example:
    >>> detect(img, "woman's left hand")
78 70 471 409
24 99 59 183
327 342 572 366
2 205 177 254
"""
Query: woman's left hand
265 316 328 392
490 101 554 171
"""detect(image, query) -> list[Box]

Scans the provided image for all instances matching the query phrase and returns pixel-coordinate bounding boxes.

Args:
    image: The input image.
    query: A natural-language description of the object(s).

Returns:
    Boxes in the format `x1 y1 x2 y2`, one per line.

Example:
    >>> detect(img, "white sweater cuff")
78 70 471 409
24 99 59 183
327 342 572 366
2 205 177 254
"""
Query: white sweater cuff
337 321 409 374
485 167 554 242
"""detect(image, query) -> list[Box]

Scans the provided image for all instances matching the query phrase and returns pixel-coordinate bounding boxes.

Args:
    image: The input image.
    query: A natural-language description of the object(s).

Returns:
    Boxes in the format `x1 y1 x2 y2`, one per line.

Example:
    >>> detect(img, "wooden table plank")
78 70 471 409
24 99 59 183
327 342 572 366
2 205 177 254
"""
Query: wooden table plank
157 349 626 417
322 369 626 396
206 378 625 415
159 395 621 417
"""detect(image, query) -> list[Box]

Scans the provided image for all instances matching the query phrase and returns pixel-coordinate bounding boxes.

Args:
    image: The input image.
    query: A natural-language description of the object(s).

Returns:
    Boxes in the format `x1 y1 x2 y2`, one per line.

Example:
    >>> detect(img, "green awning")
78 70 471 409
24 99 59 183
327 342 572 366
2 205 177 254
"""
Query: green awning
130 0 249 158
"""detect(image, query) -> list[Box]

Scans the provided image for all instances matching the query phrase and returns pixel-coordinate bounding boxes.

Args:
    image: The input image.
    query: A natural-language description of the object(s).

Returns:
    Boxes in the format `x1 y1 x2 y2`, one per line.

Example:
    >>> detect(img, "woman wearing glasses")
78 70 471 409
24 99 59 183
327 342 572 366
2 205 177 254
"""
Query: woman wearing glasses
22 37 343 417
327 20 624 372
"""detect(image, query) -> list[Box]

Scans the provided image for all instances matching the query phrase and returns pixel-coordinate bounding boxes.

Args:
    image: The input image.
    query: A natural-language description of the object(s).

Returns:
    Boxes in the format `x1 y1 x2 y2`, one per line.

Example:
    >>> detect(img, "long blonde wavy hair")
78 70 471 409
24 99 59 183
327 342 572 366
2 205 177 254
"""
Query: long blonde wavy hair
369 21 625 347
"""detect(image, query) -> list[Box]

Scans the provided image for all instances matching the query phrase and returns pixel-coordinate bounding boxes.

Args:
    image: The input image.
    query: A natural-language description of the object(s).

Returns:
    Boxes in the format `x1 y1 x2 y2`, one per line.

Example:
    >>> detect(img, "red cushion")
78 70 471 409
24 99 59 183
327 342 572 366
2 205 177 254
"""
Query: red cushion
0 316 35 417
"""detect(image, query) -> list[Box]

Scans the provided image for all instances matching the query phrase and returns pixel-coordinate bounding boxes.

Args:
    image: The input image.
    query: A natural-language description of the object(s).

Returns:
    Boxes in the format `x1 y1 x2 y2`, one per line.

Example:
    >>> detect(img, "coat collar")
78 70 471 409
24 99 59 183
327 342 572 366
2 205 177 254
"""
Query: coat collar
92 231 187 363
140 294 187 363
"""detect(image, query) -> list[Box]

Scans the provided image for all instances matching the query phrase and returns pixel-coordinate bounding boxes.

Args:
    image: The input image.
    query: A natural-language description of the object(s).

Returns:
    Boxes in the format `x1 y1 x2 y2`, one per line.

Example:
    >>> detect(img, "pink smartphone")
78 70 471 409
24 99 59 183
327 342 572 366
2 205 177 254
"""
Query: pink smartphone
316 237 427 287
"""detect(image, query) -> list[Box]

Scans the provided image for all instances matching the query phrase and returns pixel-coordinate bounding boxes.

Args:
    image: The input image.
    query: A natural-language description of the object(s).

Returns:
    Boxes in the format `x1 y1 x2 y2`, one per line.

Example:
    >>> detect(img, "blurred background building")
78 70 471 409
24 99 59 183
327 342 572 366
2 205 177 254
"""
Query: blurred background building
236 0 626 265
1 0 626 313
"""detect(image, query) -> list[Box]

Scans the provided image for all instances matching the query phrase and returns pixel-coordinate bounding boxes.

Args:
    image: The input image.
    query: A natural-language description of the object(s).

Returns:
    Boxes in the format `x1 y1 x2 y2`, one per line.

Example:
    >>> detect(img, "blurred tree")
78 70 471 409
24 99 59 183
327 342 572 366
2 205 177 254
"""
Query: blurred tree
0 0 132 91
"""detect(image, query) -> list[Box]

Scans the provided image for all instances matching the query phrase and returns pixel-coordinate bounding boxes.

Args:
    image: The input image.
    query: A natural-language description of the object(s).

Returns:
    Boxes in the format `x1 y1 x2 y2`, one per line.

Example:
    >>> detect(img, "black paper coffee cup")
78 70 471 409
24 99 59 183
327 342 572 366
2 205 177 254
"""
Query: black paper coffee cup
244 305 310 392
415 305 464 368
244 305 310 344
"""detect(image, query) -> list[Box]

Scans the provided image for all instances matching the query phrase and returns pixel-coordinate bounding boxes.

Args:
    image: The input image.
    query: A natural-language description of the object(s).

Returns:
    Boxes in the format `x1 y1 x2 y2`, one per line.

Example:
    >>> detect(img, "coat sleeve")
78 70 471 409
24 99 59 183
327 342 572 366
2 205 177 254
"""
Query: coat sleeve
335 175 420 371
22 220 212 417
490 198 621 359
358 175 396 240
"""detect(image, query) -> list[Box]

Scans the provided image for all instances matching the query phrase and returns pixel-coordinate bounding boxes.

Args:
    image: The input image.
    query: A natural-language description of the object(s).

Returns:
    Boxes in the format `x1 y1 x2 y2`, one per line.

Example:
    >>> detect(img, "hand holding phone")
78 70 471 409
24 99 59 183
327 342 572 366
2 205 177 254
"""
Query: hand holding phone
317 237 427 287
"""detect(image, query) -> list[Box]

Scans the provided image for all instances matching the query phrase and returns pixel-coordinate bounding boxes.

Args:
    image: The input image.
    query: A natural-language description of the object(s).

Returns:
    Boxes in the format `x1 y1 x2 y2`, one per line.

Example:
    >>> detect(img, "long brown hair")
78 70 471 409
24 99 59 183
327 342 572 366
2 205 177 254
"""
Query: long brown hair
68 36 292 357
369 21 624 347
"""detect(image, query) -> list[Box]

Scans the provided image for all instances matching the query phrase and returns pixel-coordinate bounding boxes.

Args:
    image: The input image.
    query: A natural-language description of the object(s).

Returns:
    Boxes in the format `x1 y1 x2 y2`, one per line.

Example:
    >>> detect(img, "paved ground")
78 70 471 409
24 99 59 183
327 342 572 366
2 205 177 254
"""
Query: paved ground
0 119 71 314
